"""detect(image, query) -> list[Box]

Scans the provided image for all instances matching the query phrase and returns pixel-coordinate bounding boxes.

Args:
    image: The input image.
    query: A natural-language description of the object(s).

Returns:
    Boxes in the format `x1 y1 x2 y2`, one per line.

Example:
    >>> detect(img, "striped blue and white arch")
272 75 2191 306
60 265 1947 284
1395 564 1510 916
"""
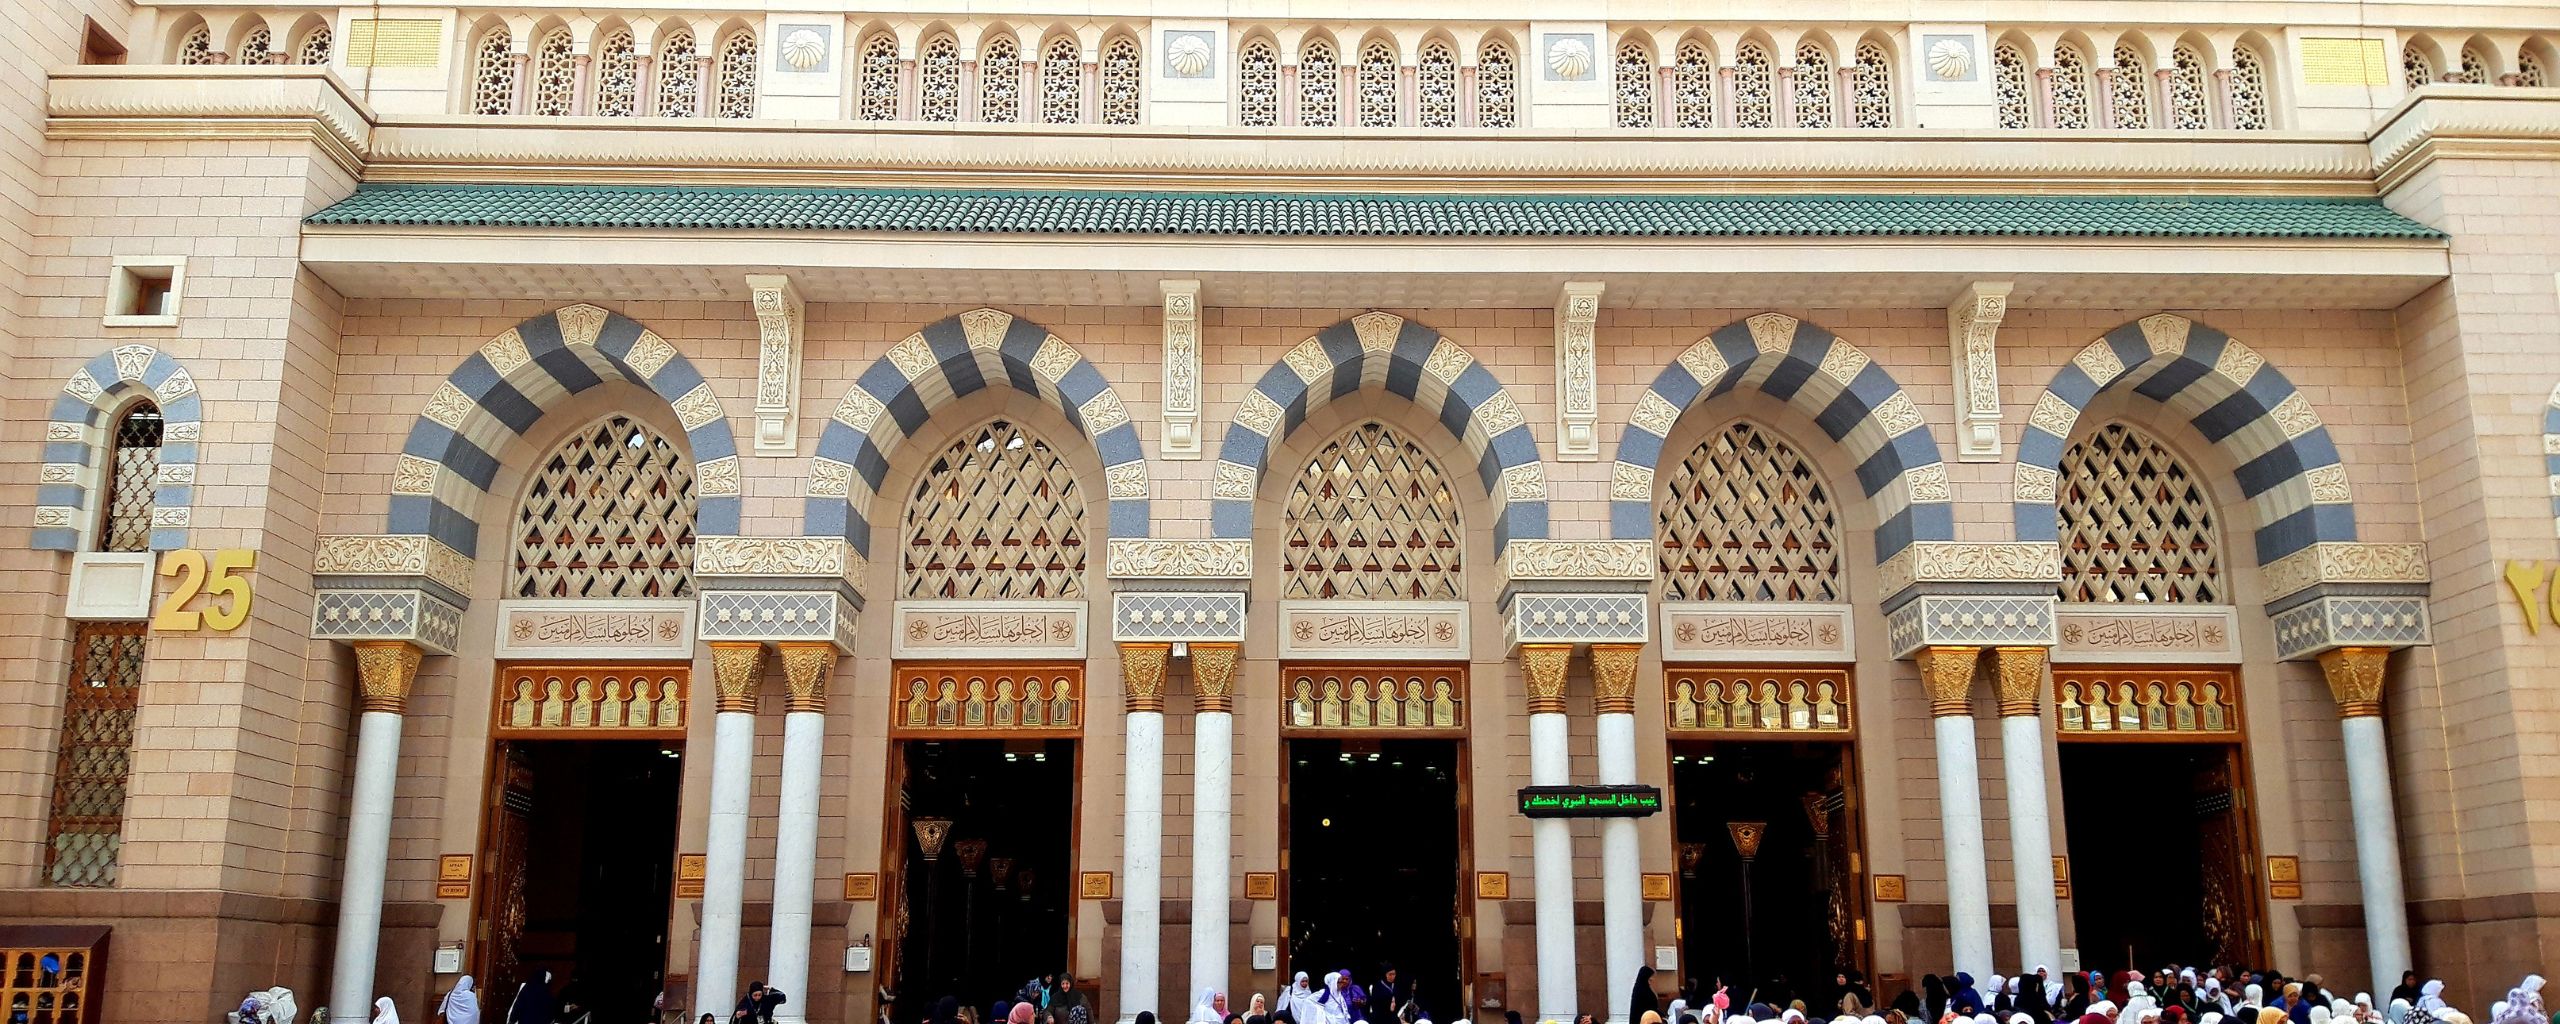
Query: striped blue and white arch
2010 313 2356 565
391 304 742 553
803 309 1151 556
1211 312 1550 552
34 344 204 552
2546 380 2560 545
1609 313 1953 560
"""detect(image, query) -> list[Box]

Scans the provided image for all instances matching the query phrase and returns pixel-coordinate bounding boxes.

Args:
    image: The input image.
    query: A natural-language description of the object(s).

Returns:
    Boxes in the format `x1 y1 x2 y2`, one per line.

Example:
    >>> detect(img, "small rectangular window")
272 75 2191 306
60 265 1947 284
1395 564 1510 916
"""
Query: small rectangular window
103 256 184 327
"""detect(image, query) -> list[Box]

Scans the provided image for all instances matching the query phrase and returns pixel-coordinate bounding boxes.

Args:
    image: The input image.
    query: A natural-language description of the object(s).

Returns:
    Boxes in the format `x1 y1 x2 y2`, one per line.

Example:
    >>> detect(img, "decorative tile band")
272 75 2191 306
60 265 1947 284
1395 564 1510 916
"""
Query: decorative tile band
697 589 858 650
1507 593 1650 645
1112 591 1247 643
312 588 464 655
2270 594 2431 661
34 344 203 552
1885 594 2059 659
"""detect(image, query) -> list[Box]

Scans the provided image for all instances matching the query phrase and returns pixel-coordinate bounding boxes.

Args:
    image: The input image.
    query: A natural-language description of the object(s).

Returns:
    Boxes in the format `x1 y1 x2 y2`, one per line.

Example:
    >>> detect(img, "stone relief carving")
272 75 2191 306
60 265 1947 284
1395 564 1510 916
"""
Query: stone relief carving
1948 282 2011 461
2262 542 2430 601
1555 282 1603 459
1502 540 1654 581
1876 541 2063 597
1161 281 1202 458
747 274 804 454
1107 539 1254 578
694 536 864 584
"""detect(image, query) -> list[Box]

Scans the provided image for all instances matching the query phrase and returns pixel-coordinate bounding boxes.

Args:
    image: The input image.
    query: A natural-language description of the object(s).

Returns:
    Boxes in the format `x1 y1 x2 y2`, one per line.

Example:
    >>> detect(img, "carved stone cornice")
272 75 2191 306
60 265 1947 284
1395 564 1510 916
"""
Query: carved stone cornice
1876 542 2062 603
1191 642 1239 714
1502 540 1654 585
47 67 372 176
2261 542 2430 607
695 536 867 600
708 641 765 714
2317 645 2391 718
1119 641 1170 714
777 641 836 713
314 534 474 599
1520 643 1571 716
1914 645 1982 718
1107 539 1252 581
1992 646 2047 718
746 274 805 455
1947 281 2012 462
1554 282 1604 461
352 640 424 715
2371 88 2560 193
1590 643 1642 716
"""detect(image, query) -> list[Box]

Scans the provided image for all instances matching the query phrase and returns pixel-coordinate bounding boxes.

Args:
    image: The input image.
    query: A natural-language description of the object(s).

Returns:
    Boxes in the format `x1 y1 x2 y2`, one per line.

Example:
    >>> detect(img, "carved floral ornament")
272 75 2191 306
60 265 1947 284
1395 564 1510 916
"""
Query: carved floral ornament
695 536 866 586
1107 539 1252 579
1875 542 2063 598
2261 542 2430 603
1502 540 1655 583
316 534 476 595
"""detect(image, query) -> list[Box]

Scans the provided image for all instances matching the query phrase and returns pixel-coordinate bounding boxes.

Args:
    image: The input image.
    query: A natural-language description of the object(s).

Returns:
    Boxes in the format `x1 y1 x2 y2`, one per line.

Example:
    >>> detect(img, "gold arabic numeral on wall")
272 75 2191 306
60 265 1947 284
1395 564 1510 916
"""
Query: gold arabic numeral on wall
153 548 257 632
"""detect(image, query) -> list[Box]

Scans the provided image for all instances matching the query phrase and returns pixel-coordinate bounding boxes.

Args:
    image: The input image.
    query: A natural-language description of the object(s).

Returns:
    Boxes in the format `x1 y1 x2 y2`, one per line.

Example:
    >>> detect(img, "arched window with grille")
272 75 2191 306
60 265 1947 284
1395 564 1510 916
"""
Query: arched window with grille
1240 37 1280 126
1282 422 1464 600
1299 38 1340 126
1615 38 1656 127
100 403 164 554
295 25 332 65
2403 43 2435 88
1417 41 1457 127
1100 35 1143 125
469 27 515 114
980 35 1022 123
2167 42 2211 128
1476 39 1517 127
917 36 960 122
1851 41 1895 127
177 24 214 64
238 26 272 64
715 28 758 117
594 28 639 116
2057 423 2223 604
1993 40 2032 128
901 420 1089 600
1733 41 1776 127
529 27 577 116
510 415 699 600
1040 35 1083 123
2230 44 2271 128
2052 42 2094 128
2519 48 2549 86
859 32 902 121
1656 422 1842 603
654 30 698 116
2455 44 2490 84
1673 39 1715 127
2110 43 2154 128
1357 40 1399 126
1794 43 1837 127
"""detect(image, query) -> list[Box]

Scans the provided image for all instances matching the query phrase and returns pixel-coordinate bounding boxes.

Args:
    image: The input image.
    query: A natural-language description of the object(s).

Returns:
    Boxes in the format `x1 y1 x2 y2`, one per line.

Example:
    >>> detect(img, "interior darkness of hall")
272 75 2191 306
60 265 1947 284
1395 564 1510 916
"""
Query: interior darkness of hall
510 740 683 1023
1674 742 1859 1003
1288 738 1462 1024
2059 742 2245 973
898 739 1078 1016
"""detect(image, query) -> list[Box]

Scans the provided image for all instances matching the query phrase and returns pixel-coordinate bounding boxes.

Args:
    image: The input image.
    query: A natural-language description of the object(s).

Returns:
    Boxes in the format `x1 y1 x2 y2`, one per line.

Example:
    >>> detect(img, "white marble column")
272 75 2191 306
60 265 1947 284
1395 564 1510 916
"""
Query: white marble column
1522 645 1580 1023
1120 643 1171 1024
1189 644 1240 1011
2320 647 2412 988
1993 647 2063 975
1919 646 1994 981
769 643 836 1024
1592 645 1644 1024
697 642 765 1021
328 642 423 1024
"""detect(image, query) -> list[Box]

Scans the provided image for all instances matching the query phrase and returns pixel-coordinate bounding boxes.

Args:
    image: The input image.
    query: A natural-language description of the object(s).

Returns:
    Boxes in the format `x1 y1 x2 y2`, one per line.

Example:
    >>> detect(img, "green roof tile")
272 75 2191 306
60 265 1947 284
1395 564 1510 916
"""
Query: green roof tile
306 184 2443 240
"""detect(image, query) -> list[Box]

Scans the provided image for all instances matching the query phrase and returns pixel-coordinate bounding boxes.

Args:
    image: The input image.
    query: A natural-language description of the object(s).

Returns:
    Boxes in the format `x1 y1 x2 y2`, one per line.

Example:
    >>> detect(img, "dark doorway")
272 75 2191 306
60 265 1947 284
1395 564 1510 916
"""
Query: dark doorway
895 738 1079 1013
1671 741 1862 1005
479 740 683 1023
2058 742 2258 972
1284 738 1464 1023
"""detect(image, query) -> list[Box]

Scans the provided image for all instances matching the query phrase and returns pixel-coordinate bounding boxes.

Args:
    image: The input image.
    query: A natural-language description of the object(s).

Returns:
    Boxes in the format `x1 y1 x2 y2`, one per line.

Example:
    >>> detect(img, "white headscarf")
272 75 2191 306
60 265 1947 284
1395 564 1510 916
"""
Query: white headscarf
2203 1014 2226 1024
2312 1007 2332 1024
1669 999 1689 1022
2390 1001 2414 1024
1194 988 1225 1024
1988 979 2008 1007
2497 977 2548 1024
2037 969 2063 1006
2246 988 2266 1010
263 988 299 1024
1319 974 1350 1024
440 976 480 1024
2418 983 2448 1014
373 997 401 1024
1276 973 1311 1021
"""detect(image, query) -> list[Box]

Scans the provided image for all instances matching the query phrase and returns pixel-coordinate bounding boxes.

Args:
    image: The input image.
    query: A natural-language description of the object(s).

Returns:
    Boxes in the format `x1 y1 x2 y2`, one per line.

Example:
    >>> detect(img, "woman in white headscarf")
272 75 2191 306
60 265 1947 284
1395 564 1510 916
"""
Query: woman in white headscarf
1193 989 1226 1024
2416 983 2449 1016
1317 974 1351 1024
374 997 403 1024
2388 1002 2412 1024
2495 977 2547 1024
438 977 480 1024
1276 973 1313 1022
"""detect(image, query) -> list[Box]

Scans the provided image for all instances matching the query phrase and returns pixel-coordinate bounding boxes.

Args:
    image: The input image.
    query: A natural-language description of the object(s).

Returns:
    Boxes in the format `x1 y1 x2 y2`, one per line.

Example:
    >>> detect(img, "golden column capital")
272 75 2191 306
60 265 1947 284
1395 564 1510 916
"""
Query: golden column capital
1520 643 1571 716
708 641 766 714
1191 642 1240 714
1119 642 1170 714
2317 645 2392 719
1914 645 1984 718
351 640 424 715
1590 643 1642 716
1992 646 2049 718
777 642 837 713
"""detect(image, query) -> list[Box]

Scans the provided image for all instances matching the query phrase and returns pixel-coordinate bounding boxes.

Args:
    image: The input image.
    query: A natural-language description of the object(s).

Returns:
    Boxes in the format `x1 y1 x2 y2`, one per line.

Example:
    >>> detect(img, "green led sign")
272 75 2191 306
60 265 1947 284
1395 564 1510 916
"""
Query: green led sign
1517 785 1664 819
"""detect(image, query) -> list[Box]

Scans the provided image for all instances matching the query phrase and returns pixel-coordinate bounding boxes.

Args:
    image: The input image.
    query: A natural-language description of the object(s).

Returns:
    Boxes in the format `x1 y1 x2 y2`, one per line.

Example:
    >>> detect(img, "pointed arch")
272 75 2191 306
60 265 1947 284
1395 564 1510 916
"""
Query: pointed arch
803 309 1150 556
1211 312 1550 552
1610 313 1951 560
1474 32 1519 127
2011 314 2356 566
35 345 205 552
388 304 741 555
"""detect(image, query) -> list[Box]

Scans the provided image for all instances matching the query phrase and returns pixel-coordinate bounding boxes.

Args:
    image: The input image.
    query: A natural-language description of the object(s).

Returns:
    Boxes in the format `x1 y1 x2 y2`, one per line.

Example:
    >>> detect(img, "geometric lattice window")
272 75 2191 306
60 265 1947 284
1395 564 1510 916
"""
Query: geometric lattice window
2052 42 2094 128
1994 40 2032 128
2520 49 2549 87
900 420 1088 600
1852 41 1894 127
2057 423 2223 604
1674 39 1715 127
296 25 332 65
655 30 699 117
1794 43 1836 127
1281 422 1463 600
178 25 214 65
530 27 576 116
1476 39 1517 127
1358 40 1399 127
509 416 698 600
2111 44 2154 128
1733 41 1775 128
1418 41 1457 127
919 35 961 122
101 403 163 554
2403 43 2435 88
45 622 148 888
1240 38 1280 126
2168 43 2211 129
1616 38 1656 127
1299 38 1340 127
980 35 1021 123
594 28 639 116
2230 45 2270 129
239 27 272 64
1100 35 1143 125
1041 35 1083 124
2455 44 2490 85
1656 422 1843 603
716 29 758 118
470 28 516 115
860 32 902 121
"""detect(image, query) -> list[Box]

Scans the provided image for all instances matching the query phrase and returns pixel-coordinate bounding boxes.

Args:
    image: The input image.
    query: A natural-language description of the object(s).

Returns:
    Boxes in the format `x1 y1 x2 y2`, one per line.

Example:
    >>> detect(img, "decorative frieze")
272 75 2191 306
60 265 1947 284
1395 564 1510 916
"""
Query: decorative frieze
2261 542 2430 606
746 274 805 455
497 664 688 736
1161 280 1202 459
1660 602 1853 663
1281 664 1466 733
2055 605 2240 663
1507 593 1648 645
1501 539 1654 583
1947 281 2012 462
697 589 857 650
1876 541 2061 601
1107 539 1252 579
313 588 464 655
1667 667 1853 734
1111 591 1246 643
896 663 1083 734
1555 281 1604 461
495 599 695 660
1886 593 2058 659
314 534 474 597
1280 600 1467 660
2055 666 2239 734
694 536 866 593
892 599 1086 659
2271 594 2432 661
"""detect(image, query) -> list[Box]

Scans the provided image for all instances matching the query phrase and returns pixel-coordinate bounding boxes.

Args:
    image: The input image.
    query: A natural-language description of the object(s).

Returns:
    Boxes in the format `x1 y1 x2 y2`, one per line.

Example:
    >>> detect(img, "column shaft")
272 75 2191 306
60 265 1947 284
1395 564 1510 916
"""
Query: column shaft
1522 644 1577 1022
328 641 421 1024
1918 646 1992 980
769 644 836 1024
1189 644 1240 1010
1120 643 1171 1024
1593 644 1644 1024
698 642 764 1020
2322 646 2409 987
1994 647 2062 973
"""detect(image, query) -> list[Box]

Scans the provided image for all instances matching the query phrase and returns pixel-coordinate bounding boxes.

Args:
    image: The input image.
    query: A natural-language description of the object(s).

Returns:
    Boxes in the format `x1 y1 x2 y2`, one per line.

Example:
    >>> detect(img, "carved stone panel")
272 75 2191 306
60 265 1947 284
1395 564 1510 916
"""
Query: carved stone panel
494 599 696 660
891 599 1087 659
1279 599 1467 660
2055 606 2240 663
1660 601 1853 663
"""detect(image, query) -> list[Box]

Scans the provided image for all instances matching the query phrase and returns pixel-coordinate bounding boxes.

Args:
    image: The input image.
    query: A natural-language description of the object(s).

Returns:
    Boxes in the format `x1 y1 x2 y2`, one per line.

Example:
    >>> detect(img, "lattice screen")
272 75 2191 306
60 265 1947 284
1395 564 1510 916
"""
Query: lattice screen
1282 422 1464 600
1418 42 1457 127
1673 40 1715 127
469 28 516 114
1475 40 1517 127
655 31 699 116
901 420 1089 599
919 36 962 122
1657 422 1843 602
980 36 1021 123
1240 39 1280 126
1732 42 1775 127
1994 41 2032 128
46 622 147 888
2111 45 2153 127
2057 422 2224 603
102 404 162 554
509 416 699 599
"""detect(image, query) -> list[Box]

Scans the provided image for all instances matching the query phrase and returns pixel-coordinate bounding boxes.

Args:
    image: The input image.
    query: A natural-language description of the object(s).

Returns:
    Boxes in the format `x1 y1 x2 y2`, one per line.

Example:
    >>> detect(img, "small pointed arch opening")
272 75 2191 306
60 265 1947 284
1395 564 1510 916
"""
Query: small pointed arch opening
1238 32 1282 126
2056 422 2224 604
1475 33 1520 127
654 25 701 116
1671 34 1716 127
1793 37 1839 127
467 21 517 115
1298 34 1342 127
1614 33 1658 127
1099 31 1145 125
858 28 905 121
1356 35 1400 127
1655 420 1843 603
2110 37 2157 128
901 419 1090 600
1850 35 1897 127
1992 35 2035 128
1416 35 1459 127
99 400 165 554
2230 36 2275 128
1281 420 1465 601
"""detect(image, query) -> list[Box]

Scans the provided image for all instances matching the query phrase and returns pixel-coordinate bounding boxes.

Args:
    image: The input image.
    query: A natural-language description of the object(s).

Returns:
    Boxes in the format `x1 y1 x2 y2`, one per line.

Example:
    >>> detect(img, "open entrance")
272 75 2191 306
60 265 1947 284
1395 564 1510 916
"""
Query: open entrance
476 739 684 1021
1285 738 1464 1022
2053 666 2262 972
889 737 1079 1011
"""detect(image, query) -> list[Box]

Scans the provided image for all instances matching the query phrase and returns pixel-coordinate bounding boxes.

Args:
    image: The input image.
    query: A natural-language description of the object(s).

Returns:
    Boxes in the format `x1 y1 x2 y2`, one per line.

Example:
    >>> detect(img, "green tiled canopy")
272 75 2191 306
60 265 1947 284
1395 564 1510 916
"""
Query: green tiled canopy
308 184 2441 239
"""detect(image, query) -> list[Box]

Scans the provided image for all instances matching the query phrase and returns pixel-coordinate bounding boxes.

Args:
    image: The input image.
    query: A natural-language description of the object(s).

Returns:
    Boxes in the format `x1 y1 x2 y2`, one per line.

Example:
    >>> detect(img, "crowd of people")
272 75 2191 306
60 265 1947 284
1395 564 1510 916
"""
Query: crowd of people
1175 964 1434 1024
1606 966 2548 1024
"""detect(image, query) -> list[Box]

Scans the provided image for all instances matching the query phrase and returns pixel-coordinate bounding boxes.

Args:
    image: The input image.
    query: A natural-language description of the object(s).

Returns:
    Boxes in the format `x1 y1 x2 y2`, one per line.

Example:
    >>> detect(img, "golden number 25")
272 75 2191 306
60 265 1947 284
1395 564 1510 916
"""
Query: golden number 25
154 549 256 632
